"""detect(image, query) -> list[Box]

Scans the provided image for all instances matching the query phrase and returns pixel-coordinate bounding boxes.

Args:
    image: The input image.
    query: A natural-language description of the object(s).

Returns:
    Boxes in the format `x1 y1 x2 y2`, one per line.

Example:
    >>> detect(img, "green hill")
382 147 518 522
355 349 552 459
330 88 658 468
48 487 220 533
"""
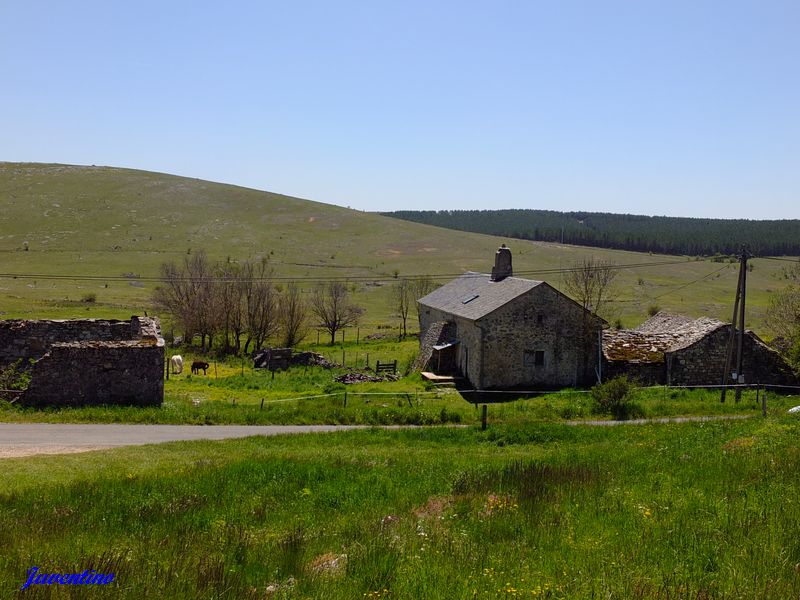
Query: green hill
0 162 795 334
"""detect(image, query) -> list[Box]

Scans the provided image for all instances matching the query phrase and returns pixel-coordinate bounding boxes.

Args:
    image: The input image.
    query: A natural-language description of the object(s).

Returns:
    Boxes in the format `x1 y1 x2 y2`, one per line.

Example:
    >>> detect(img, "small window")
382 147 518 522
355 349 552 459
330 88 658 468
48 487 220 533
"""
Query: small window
537 314 544 325
523 350 546 367
462 294 479 304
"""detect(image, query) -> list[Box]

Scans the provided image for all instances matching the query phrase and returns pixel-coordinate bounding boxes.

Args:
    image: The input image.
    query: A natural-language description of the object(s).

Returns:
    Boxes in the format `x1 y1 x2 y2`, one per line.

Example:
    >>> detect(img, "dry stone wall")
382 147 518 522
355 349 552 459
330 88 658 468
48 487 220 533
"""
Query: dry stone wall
1 317 165 407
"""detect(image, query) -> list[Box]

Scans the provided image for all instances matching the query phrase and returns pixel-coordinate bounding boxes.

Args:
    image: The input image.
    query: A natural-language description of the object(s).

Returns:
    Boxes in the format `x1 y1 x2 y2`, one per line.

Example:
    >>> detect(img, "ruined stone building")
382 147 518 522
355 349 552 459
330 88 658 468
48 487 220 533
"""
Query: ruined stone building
0 316 164 407
416 246 604 390
602 312 797 386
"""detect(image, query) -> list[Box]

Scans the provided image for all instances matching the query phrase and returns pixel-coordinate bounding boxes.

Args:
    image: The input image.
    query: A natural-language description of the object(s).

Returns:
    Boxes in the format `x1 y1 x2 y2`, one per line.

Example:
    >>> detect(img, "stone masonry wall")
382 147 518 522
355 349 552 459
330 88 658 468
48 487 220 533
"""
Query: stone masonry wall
0 319 132 366
24 340 164 407
479 284 600 389
0 316 165 407
667 327 798 387
418 308 482 387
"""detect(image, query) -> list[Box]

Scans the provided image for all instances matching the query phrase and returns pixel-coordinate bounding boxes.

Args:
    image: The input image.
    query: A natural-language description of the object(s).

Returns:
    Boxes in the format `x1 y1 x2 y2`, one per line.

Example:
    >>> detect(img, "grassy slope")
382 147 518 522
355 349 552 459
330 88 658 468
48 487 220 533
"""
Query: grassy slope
0 162 795 332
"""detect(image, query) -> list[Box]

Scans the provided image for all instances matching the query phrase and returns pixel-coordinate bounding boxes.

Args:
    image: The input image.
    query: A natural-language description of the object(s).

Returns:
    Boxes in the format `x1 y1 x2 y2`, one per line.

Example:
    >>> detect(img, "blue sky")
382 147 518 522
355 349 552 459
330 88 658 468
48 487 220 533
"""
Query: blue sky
1 1 798 218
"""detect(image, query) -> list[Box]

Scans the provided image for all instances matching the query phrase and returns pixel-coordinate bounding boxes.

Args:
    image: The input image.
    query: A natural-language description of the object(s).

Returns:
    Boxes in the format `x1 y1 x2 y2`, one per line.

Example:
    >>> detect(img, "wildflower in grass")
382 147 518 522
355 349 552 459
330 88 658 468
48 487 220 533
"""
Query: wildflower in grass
300 487 312 497
483 493 519 516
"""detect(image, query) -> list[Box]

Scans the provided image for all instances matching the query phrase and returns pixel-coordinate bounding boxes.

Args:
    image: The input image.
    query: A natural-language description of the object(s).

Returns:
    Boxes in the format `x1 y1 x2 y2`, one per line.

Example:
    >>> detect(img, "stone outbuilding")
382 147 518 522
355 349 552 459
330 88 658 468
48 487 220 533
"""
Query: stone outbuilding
416 246 605 390
602 311 797 386
0 316 165 407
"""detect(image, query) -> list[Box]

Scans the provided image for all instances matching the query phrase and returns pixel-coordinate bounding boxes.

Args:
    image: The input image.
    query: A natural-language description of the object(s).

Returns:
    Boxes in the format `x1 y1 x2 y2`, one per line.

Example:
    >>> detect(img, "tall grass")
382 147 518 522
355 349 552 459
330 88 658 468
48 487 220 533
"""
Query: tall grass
1 419 800 598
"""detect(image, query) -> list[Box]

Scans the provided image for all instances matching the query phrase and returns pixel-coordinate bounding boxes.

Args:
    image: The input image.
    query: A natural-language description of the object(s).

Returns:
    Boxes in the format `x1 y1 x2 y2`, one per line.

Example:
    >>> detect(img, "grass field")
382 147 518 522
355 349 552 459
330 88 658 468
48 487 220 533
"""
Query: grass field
1 417 799 598
1 162 797 333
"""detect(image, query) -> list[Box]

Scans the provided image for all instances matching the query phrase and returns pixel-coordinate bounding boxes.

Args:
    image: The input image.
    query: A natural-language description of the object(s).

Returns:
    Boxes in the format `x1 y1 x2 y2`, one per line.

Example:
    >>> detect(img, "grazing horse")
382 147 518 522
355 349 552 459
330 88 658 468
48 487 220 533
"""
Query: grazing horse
191 360 210 375
170 355 184 375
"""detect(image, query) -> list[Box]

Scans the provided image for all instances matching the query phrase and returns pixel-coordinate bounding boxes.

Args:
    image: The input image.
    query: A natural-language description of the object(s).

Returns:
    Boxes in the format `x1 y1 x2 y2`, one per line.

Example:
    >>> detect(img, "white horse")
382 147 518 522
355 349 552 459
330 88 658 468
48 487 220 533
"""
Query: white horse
170 355 184 375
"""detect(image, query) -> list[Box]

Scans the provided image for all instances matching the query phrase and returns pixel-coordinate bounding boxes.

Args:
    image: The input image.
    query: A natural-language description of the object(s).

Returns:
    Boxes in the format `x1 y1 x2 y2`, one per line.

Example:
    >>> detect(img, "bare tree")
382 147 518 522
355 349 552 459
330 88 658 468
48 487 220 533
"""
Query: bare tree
310 282 365 345
392 278 413 338
279 282 309 348
563 257 619 320
153 251 216 350
410 275 436 320
563 257 618 383
242 259 278 353
214 261 243 353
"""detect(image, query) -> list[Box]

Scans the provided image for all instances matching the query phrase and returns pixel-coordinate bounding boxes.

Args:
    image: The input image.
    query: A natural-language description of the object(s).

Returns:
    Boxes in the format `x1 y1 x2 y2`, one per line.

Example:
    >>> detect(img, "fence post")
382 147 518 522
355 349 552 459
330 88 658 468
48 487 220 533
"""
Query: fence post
260 398 264 411
481 404 488 431
762 385 767 417
344 391 348 407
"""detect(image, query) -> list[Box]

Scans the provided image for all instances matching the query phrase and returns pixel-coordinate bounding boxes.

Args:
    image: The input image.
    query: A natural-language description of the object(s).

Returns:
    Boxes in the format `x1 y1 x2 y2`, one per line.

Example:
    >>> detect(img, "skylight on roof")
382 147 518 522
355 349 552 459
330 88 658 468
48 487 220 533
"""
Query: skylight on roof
462 294 479 304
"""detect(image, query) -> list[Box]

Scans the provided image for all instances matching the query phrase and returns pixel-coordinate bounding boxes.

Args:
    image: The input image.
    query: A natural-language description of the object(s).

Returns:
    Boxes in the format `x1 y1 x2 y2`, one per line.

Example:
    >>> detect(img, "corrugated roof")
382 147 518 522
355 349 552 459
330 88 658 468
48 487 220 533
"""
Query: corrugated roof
604 312 728 362
418 272 543 321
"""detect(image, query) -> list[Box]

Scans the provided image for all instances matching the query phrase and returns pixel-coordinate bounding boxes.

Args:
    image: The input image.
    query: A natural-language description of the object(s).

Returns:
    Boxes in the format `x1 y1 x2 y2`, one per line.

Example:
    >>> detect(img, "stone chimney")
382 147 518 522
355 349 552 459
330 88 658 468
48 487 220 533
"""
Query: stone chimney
491 244 513 281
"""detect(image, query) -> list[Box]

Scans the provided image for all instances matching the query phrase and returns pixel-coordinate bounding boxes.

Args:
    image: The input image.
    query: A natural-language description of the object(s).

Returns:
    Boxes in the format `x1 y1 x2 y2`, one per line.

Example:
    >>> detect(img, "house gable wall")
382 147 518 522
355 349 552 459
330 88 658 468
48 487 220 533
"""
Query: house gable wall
479 284 599 388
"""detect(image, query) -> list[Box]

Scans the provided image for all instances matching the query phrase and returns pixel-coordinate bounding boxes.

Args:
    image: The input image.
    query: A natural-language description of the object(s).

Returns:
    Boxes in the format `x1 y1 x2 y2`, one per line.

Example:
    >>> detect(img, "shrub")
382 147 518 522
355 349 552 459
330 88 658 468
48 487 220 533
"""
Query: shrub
647 304 660 317
591 376 637 420
81 292 97 303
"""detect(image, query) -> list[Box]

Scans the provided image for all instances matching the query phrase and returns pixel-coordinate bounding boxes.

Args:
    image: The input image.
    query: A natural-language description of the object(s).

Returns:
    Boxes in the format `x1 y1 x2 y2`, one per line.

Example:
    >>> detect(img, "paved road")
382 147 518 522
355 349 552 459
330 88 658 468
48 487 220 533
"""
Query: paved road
0 415 755 458
0 424 374 458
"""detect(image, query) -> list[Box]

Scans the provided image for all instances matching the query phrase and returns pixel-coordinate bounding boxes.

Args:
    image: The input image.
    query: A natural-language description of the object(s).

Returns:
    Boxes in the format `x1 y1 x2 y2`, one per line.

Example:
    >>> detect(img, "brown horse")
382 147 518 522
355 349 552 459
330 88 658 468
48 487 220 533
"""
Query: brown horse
191 360 209 375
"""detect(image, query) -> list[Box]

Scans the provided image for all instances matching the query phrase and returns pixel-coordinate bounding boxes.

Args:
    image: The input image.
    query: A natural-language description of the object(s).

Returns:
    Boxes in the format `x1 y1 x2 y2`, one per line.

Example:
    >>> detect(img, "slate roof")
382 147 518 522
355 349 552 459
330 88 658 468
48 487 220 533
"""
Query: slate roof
603 312 728 363
417 272 543 321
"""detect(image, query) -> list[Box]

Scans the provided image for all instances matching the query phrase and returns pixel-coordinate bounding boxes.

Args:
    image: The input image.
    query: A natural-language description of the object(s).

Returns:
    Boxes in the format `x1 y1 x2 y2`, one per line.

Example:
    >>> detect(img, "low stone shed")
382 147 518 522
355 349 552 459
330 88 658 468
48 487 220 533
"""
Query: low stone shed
0 316 164 407
602 312 797 387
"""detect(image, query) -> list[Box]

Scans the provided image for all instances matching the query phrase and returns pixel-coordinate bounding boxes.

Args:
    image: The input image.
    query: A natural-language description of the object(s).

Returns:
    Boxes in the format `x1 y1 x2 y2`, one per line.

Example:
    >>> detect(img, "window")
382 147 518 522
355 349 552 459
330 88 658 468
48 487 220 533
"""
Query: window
524 350 546 367
537 314 544 325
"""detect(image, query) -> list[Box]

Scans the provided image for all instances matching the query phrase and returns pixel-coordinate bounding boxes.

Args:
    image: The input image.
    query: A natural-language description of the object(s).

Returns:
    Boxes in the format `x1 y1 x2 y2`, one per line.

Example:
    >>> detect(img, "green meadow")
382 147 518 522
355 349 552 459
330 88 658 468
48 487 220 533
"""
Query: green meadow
2 418 800 598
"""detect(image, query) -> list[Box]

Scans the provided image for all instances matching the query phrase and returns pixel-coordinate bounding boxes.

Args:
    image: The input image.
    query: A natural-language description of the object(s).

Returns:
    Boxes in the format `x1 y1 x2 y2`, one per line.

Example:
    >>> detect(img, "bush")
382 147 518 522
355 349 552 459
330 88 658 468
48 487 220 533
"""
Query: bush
591 376 638 420
81 292 97 303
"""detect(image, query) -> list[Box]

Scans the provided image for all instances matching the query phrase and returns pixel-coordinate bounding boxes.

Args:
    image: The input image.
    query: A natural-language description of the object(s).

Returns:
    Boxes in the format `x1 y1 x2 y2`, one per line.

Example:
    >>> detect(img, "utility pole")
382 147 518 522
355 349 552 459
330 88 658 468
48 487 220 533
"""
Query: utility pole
720 247 750 403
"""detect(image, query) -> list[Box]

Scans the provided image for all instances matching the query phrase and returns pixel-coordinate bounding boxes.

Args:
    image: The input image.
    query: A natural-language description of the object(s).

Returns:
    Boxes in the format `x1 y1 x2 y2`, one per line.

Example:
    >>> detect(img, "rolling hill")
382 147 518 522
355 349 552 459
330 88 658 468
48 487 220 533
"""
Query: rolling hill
0 162 795 334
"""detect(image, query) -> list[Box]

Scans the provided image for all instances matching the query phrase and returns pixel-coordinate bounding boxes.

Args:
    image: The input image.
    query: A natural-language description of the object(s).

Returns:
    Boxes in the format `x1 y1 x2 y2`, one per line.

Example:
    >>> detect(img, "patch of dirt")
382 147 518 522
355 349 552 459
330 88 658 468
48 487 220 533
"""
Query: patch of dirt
0 445 111 459
413 495 452 520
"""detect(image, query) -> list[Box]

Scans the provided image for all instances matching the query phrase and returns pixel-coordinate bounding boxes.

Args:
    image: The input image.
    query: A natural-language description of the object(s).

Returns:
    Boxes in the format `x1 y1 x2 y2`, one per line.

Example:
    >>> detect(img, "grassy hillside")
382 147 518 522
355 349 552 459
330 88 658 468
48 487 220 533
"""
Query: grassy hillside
0 162 796 333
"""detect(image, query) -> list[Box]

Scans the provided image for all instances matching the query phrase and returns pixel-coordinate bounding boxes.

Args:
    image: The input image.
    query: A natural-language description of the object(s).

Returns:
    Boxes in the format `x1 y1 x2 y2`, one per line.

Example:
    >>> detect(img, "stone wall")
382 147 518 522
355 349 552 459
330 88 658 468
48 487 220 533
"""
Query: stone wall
479 284 599 389
0 319 132 366
0 316 165 407
603 359 664 386
24 340 164 407
667 327 797 387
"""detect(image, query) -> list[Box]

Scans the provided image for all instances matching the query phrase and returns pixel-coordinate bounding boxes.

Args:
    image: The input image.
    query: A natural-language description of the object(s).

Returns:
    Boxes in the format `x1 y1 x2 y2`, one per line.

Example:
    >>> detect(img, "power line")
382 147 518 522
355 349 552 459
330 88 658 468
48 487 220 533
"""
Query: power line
0 258 696 285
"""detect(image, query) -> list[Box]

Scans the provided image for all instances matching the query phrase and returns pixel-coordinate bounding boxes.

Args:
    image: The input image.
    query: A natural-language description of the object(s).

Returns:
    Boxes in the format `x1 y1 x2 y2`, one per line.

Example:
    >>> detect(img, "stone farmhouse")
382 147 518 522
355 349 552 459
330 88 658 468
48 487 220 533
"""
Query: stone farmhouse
602 311 797 386
0 316 164 407
416 246 605 390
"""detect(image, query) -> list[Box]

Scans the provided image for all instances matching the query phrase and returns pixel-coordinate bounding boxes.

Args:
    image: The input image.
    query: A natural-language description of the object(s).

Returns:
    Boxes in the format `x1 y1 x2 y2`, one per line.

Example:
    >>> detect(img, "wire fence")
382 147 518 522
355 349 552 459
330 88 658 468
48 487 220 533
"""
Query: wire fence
243 382 800 411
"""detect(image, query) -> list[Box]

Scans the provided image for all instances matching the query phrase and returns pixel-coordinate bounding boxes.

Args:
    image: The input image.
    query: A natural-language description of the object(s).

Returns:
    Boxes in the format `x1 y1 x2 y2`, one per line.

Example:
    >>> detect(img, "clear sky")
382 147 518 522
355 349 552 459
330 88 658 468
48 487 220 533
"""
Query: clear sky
1 1 798 219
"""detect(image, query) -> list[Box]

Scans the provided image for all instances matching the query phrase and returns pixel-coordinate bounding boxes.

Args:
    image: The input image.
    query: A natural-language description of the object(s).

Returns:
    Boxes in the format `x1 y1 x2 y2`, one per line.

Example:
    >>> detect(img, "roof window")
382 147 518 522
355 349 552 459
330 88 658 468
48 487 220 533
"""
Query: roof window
462 294 479 304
